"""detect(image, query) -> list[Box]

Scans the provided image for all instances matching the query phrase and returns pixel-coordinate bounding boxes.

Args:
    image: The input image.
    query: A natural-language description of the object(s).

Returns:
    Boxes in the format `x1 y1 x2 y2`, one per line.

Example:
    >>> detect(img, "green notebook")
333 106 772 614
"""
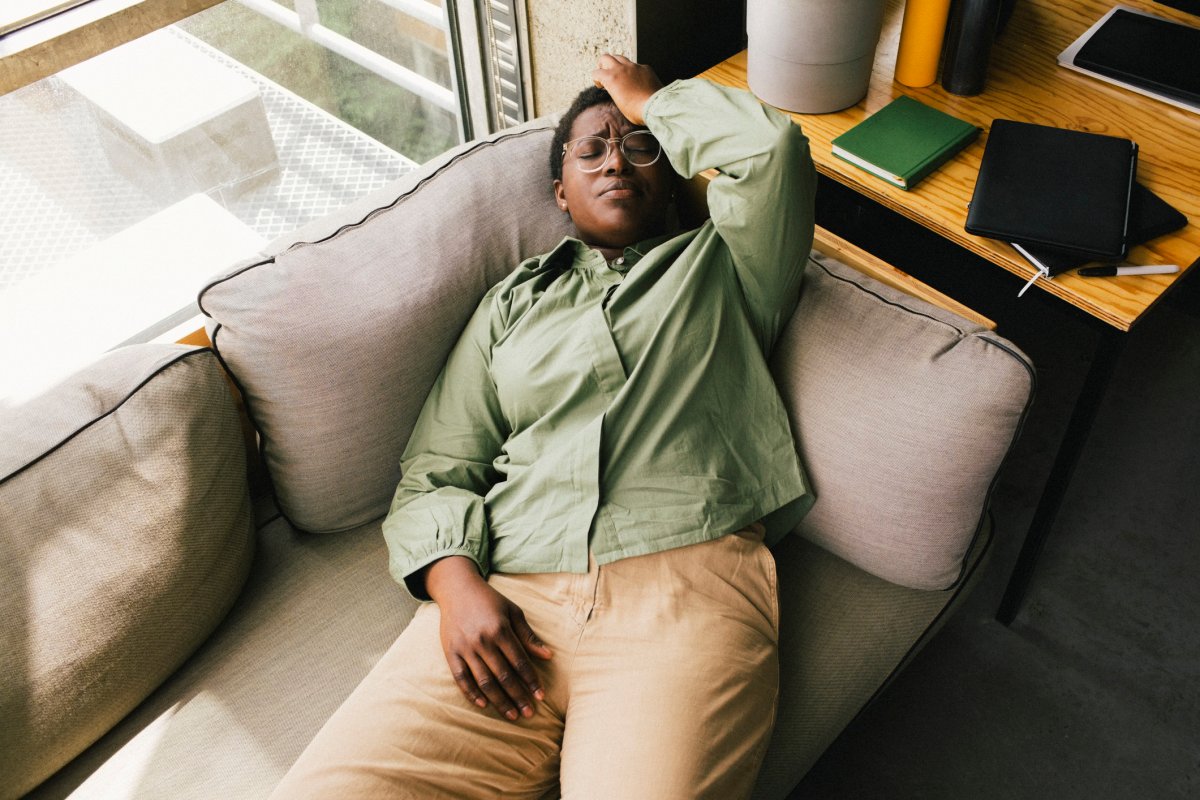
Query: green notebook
831 95 981 190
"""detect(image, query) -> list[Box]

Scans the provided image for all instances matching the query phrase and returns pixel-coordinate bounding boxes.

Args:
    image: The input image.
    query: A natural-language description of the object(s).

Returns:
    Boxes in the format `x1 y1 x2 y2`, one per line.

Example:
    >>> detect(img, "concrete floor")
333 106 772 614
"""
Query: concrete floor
790 182 1200 798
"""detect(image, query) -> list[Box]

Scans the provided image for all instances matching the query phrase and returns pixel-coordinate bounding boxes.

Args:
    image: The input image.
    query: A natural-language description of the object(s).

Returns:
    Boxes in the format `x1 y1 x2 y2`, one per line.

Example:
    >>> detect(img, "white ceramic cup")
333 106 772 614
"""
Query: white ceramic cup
747 0 887 113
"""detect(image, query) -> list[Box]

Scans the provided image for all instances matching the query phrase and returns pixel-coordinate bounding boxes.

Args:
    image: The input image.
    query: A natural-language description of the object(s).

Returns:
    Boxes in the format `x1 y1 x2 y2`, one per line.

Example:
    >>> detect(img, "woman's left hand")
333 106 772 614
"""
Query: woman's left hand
592 54 663 126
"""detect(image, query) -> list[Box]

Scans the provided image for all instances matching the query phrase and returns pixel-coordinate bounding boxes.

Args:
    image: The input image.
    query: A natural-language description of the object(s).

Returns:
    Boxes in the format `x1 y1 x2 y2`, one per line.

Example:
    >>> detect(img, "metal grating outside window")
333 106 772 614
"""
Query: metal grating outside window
0 0 532 402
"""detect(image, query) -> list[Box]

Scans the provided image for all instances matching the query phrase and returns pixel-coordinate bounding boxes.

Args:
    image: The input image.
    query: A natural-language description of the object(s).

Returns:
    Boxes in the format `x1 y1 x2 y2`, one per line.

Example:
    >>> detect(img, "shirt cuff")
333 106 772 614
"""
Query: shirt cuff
394 547 488 602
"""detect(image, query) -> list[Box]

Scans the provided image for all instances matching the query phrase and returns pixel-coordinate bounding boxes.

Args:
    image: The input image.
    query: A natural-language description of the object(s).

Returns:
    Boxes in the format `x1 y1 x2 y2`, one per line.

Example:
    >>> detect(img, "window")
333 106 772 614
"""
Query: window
0 2 87 35
0 0 530 402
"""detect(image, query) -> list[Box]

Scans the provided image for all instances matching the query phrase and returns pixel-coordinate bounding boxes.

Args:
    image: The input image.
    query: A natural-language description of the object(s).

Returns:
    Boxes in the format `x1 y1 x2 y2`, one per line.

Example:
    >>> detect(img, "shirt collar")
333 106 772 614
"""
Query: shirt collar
622 233 675 267
542 233 676 274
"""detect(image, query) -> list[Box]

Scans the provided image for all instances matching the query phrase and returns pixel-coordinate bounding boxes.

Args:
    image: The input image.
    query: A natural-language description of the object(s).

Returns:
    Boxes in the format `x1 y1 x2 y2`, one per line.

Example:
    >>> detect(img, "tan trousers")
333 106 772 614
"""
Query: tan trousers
269 525 779 800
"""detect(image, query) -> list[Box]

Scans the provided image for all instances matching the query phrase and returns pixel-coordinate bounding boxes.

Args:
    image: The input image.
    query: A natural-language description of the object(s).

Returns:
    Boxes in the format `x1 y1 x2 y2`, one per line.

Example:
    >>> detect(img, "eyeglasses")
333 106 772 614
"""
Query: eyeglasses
562 130 663 173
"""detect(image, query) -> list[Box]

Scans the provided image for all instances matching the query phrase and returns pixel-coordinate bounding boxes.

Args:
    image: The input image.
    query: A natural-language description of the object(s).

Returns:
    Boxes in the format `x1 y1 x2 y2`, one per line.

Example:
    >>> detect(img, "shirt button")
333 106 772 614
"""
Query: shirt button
614 257 625 266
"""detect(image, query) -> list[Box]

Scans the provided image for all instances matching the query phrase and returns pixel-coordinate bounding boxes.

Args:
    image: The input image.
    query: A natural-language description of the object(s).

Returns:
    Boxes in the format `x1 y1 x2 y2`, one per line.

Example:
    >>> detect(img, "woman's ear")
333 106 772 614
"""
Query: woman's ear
553 179 569 213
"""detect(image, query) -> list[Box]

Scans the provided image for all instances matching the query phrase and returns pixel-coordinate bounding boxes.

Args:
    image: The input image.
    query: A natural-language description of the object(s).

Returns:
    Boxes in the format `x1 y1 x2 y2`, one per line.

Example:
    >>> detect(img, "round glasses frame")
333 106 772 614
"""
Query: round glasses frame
561 130 663 173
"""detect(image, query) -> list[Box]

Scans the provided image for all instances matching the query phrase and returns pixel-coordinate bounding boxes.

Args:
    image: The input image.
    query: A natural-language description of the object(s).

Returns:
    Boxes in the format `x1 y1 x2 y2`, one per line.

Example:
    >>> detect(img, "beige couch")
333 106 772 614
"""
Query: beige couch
2 117 1035 800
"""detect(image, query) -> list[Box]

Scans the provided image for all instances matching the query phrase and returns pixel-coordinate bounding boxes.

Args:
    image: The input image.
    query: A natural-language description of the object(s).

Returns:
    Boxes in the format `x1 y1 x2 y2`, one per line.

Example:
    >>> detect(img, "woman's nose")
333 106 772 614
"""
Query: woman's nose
604 143 632 174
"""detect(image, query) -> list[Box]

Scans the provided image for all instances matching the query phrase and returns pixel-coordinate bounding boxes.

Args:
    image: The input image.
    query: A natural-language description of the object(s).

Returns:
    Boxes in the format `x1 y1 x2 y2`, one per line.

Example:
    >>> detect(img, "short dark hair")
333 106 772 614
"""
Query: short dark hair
549 85 615 183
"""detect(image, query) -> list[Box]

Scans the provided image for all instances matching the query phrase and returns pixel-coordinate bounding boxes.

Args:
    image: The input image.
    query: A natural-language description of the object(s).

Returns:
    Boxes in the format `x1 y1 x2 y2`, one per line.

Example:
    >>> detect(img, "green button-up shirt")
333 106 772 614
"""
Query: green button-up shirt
384 78 817 600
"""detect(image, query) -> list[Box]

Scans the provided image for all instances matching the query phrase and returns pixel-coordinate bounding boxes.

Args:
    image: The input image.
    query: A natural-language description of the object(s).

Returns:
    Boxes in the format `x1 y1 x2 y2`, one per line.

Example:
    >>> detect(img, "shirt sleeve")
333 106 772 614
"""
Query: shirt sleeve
381 287 508 601
643 78 817 353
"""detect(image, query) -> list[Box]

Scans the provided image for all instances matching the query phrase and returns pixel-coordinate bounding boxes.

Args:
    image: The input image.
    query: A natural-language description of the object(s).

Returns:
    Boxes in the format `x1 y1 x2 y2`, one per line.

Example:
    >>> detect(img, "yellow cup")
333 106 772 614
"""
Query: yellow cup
895 0 954 87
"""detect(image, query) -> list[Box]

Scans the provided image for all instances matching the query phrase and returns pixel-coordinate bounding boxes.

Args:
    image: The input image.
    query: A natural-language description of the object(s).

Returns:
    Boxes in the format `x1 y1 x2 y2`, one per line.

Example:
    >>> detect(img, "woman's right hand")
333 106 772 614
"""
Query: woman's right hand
424 556 553 722
592 53 663 126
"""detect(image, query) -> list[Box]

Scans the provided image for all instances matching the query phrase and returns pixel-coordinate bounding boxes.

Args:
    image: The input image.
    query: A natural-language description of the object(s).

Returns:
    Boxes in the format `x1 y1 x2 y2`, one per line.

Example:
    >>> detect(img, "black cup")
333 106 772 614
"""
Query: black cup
940 0 1003 96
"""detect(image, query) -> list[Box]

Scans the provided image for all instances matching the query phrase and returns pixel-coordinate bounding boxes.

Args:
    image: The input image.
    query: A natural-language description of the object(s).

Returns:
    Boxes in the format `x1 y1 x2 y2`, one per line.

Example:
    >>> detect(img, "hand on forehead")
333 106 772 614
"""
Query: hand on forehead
590 54 663 127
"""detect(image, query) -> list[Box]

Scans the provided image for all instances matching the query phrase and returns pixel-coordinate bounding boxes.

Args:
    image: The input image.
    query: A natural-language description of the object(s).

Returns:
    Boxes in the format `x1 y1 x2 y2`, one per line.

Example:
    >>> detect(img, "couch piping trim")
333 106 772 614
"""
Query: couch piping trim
286 125 556 253
0 348 215 487
202 325 295 528
195 126 554 534
863 509 996 708
810 254 1038 588
948 335 1037 589
195 125 554 317
810 256 969 336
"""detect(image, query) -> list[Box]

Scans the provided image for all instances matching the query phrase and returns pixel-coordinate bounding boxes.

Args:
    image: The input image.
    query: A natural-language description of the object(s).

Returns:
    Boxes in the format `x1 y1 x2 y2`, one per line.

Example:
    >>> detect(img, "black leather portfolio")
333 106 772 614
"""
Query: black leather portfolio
1074 9 1200 106
1013 182 1189 274
965 119 1138 261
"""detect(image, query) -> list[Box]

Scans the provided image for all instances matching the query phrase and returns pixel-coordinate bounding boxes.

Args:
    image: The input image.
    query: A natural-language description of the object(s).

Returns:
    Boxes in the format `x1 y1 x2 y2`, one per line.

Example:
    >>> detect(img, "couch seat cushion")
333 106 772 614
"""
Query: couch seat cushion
26 512 414 800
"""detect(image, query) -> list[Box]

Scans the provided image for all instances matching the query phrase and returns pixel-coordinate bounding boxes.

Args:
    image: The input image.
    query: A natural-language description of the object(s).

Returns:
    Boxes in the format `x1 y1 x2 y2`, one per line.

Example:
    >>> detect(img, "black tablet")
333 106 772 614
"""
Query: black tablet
1074 9 1200 105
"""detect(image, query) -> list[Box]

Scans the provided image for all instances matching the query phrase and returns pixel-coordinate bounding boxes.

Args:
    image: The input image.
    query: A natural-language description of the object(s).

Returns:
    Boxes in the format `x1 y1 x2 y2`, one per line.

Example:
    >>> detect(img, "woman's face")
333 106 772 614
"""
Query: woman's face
553 103 674 252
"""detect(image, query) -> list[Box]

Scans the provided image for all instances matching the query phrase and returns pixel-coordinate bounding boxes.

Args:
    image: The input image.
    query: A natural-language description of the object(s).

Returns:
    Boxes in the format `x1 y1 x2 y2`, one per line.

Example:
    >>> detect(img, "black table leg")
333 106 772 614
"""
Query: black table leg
996 325 1127 624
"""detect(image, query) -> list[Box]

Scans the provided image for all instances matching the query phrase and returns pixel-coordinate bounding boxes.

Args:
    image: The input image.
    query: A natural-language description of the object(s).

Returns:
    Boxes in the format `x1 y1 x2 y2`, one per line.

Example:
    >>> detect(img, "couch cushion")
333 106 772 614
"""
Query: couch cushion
771 252 1034 590
751 523 991 800
0 344 254 797
198 121 575 533
26 508 988 800
26 512 414 800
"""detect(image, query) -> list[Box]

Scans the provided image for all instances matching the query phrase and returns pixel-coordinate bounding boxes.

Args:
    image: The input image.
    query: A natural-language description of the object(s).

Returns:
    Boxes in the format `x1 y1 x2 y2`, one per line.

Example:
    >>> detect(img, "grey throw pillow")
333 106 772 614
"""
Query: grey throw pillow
771 252 1035 590
0 344 254 796
199 121 574 533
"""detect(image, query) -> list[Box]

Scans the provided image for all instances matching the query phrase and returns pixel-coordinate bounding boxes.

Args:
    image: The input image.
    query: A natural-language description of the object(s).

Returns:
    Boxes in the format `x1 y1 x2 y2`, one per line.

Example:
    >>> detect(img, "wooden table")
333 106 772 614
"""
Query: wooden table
697 0 1200 622
698 0 1200 332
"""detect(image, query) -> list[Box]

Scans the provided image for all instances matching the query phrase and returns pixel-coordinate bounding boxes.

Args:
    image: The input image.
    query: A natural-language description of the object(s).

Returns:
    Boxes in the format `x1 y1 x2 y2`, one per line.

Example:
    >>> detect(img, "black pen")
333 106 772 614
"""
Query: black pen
1077 265 1180 277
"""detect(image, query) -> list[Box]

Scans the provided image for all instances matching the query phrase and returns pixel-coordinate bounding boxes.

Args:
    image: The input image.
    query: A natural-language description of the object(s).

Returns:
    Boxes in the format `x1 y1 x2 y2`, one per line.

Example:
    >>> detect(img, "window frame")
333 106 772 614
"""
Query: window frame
0 0 533 141
0 0 532 379
0 0 225 94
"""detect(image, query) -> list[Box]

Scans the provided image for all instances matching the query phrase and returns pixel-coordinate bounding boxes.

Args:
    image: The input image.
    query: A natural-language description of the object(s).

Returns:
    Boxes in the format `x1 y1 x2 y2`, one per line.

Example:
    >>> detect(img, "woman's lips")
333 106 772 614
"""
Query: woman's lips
601 180 640 198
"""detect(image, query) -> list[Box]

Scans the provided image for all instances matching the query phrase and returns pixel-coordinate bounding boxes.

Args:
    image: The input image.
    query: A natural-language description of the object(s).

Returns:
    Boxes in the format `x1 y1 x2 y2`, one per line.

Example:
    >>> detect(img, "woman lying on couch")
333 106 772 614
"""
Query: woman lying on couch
270 53 816 800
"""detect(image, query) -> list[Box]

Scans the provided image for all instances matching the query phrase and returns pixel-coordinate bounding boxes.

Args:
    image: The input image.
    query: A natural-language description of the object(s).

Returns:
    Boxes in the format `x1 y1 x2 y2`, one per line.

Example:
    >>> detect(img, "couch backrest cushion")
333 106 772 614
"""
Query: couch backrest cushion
771 252 1034 590
0 344 254 797
196 116 1033 591
199 122 574 533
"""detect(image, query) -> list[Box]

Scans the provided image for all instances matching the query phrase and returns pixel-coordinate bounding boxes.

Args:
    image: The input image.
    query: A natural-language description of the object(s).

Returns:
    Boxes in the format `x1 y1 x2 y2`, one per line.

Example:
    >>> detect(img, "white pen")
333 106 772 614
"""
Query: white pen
1077 264 1181 277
